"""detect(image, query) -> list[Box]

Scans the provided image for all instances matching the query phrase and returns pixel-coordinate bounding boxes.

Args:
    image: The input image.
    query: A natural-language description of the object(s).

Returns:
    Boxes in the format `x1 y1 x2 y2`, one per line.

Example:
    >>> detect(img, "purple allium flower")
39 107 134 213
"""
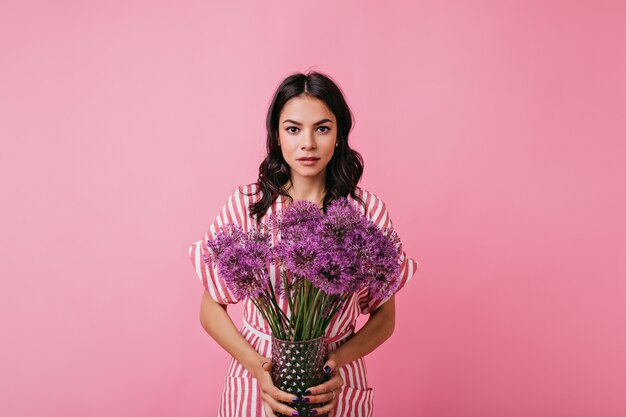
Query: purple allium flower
338 218 376 291
311 198 371 294
309 245 350 295
217 245 269 299
203 223 247 266
361 222 402 300
244 223 273 260
316 197 403 299
273 239 318 281
323 197 363 241
202 222 272 300
272 200 326 282
278 200 324 242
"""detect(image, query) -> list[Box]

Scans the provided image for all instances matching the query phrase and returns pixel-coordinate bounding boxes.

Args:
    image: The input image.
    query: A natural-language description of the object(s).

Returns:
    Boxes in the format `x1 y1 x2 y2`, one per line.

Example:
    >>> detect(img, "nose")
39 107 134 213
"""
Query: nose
301 129 316 149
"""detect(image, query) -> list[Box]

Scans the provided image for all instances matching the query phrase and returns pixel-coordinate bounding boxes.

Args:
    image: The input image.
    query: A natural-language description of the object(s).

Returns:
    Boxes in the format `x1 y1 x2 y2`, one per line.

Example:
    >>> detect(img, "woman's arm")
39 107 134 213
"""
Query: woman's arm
199 290 299 416
333 294 396 369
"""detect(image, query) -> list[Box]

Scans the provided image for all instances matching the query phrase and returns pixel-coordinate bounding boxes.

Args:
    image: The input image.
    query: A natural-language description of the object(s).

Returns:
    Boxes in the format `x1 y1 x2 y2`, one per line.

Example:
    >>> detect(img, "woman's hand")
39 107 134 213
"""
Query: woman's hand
254 357 300 417
300 352 344 416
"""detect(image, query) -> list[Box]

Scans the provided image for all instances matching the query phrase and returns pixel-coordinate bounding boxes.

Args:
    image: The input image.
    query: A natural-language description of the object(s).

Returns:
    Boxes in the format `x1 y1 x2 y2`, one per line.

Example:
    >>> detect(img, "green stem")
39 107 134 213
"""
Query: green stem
281 268 296 340
251 297 281 338
300 281 308 340
312 292 328 338
263 286 289 338
266 279 289 331
293 278 305 340
305 287 324 339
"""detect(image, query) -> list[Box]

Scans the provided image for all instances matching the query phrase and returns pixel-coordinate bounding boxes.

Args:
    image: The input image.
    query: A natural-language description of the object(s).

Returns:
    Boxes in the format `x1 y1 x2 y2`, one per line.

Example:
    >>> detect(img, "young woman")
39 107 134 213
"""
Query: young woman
188 70 419 417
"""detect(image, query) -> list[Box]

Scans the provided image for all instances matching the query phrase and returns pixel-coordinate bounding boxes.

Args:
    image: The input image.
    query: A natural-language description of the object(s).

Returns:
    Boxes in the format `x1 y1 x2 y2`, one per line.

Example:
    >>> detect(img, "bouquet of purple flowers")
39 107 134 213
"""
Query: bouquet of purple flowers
202 196 402 342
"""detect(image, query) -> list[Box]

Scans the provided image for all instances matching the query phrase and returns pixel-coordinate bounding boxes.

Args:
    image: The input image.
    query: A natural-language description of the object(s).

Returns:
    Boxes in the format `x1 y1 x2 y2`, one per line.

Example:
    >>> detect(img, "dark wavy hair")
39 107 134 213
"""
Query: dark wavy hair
243 70 367 223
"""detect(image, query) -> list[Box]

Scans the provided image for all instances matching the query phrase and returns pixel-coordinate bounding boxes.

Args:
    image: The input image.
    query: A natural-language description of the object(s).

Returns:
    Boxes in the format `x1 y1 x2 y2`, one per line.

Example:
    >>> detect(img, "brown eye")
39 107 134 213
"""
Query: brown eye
286 127 298 133
318 126 330 133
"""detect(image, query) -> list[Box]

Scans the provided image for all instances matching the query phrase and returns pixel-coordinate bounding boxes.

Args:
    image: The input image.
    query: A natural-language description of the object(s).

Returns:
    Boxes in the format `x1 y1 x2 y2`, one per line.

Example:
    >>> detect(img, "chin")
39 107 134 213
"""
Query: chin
299 171 322 177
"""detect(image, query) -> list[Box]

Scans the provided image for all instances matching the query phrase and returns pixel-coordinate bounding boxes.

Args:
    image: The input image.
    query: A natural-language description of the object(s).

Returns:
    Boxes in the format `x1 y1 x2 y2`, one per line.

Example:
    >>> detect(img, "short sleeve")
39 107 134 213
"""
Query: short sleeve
358 195 420 314
187 187 248 305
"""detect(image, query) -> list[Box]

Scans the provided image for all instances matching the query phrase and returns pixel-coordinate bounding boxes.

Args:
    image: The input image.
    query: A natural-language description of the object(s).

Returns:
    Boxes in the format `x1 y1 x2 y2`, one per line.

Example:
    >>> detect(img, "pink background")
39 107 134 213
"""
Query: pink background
2 1 625 416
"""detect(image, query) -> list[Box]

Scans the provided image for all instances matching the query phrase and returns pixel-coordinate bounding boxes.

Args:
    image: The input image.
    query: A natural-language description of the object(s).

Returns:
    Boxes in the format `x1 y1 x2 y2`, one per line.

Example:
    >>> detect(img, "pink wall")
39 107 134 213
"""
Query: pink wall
2 1 625 416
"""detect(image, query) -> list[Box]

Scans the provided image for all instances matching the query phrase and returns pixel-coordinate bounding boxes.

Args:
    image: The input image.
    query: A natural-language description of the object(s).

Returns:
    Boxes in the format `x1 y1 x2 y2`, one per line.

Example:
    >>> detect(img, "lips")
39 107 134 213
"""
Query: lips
297 157 320 161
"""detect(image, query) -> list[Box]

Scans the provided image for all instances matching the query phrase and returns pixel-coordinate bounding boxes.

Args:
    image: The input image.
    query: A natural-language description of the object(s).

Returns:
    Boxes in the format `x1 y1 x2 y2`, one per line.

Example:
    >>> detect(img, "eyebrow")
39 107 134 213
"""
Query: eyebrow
282 118 334 126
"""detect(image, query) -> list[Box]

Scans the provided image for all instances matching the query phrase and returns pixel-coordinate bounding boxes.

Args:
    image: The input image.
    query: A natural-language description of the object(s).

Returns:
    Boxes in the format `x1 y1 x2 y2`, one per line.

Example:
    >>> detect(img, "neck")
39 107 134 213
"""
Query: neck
284 177 327 207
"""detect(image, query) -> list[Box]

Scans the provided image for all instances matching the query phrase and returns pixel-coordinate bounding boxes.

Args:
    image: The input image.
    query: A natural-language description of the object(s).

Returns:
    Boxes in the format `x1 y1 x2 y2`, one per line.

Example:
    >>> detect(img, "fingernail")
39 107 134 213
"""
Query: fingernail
310 410 318 415
304 389 312 395
300 397 310 403
291 397 300 402
291 412 300 416
324 365 332 373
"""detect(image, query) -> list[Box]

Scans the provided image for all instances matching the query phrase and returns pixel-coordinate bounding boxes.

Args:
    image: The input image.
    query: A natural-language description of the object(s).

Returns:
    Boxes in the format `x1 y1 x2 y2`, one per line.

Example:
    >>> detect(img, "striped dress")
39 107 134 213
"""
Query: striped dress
188 183 419 417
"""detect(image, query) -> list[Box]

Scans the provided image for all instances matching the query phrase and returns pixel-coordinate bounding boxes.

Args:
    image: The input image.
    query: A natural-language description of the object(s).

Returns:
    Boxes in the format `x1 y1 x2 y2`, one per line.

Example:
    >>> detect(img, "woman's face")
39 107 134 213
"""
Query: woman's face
278 95 338 183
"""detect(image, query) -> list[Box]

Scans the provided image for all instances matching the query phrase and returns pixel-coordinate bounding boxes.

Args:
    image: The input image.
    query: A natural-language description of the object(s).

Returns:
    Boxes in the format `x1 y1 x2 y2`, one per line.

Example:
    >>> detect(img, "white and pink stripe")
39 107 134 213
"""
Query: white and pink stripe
189 183 419 417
